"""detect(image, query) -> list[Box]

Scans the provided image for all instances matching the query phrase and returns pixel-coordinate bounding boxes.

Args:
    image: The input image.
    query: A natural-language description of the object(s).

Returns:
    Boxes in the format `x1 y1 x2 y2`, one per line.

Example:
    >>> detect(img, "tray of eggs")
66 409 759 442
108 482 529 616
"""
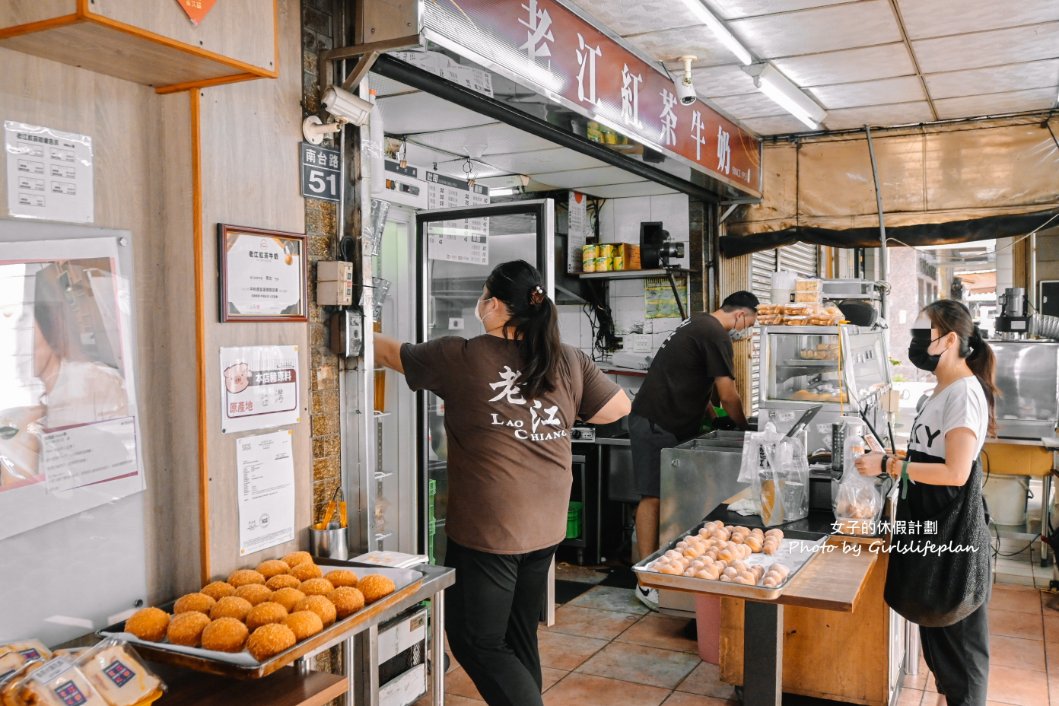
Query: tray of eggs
633 520 829 600
98 552 422 679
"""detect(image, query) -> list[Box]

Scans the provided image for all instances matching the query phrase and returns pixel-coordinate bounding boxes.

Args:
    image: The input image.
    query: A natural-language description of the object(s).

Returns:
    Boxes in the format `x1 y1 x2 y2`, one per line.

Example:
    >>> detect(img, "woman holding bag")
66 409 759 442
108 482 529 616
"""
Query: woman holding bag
856 299 997 706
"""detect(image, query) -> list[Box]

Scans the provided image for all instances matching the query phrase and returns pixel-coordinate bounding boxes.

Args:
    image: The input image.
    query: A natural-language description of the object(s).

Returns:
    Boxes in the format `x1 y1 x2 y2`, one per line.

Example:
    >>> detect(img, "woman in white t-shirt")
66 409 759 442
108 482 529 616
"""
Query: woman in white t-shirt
856 299 997 706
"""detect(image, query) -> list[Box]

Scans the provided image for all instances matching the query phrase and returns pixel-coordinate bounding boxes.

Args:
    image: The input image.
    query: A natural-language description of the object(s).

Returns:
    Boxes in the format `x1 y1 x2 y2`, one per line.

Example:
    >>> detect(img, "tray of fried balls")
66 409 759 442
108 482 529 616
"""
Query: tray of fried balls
633 520 829 601
98 551 423 679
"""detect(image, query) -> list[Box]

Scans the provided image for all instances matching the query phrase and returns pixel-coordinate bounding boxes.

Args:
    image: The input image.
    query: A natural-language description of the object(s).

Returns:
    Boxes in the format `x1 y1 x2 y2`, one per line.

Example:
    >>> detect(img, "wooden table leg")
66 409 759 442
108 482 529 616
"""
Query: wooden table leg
743 601 783 706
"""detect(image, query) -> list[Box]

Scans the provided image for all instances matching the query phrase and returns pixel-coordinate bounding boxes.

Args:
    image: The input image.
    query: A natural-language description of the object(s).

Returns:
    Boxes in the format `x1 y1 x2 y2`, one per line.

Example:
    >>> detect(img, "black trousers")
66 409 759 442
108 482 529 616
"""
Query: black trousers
920 597 991 706
444 538 558 706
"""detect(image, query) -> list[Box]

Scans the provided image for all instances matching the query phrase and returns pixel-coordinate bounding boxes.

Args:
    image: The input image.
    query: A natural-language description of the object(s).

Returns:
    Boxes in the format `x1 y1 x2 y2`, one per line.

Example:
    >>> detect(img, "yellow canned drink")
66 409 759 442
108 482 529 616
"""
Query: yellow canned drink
599 243 615 258
582 244 597 272
595 255 612 272
613 254 624 271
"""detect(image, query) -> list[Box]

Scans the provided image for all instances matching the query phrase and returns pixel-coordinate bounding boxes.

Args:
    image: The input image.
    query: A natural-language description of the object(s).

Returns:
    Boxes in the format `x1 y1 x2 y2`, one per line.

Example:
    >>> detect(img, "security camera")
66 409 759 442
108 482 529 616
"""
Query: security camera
675 56 697 105
322 85 372 127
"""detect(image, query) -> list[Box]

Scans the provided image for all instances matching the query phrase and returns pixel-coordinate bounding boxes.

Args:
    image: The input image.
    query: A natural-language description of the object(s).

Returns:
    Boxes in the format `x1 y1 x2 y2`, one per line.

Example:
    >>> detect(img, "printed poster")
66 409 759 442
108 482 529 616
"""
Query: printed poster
5 121 94 224
0 234 143 540
645 276 687 319
567 192 589 273
220 346 300 434
237 430 295 556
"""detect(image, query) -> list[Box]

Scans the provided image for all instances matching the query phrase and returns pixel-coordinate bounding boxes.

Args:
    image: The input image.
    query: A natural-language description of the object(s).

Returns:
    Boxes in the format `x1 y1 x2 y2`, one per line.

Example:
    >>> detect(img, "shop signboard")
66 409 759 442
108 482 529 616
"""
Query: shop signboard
4 121 94 224
300 142 341 203
420 0 761 196
220 346 301 434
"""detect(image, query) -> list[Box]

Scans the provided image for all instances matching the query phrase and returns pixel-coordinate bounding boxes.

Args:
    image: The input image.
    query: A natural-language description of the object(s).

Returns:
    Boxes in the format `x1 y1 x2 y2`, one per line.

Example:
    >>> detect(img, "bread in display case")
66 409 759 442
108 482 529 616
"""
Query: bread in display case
759 325 892 455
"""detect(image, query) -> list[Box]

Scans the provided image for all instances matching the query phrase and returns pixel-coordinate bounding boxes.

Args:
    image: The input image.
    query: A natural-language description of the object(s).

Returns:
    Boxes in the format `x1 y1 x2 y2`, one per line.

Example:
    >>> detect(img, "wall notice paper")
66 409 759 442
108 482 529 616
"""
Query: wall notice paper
237 430 295 556
567 192 589 273
220 346 300 434
645 276 688 319
42 416 138 493
5 121 94 223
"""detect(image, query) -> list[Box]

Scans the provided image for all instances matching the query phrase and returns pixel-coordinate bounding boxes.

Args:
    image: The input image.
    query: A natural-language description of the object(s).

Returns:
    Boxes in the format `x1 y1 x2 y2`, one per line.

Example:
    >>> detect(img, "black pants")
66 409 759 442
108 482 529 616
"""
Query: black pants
444 538 558 706
920 597 990 706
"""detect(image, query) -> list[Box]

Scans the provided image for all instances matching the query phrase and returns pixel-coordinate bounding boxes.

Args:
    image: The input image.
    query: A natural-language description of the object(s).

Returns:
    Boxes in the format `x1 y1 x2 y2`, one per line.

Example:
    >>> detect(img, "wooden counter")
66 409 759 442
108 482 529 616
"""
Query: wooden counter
720 539 894 706
151 663 346 706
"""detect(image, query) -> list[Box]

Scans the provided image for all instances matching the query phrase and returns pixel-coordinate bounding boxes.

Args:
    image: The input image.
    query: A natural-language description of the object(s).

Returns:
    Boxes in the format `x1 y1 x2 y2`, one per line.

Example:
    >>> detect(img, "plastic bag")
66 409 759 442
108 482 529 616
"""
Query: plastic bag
833 464 885 535
739 423 810 526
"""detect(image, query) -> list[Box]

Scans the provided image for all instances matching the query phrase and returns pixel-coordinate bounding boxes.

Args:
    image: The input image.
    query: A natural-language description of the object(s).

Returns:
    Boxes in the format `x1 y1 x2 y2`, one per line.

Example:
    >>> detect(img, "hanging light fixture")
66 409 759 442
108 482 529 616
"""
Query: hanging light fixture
398 137 408 169
744 63 827 130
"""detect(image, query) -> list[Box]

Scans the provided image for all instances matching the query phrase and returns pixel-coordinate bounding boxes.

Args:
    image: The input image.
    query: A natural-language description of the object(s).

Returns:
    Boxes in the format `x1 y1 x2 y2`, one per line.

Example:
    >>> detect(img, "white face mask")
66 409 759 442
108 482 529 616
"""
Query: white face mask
475 297 490 325
729 313 751 341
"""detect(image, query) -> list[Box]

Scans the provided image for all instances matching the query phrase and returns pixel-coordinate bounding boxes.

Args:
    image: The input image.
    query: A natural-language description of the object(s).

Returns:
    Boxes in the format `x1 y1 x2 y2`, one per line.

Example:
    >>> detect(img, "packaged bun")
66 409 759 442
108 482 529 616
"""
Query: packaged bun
16 659 108 706
77 639 164 706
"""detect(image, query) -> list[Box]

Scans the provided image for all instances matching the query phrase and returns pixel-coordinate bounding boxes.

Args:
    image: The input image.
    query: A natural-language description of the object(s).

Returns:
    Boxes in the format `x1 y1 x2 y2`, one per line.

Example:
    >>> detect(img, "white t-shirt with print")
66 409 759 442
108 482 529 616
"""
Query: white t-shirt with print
907 376 988 463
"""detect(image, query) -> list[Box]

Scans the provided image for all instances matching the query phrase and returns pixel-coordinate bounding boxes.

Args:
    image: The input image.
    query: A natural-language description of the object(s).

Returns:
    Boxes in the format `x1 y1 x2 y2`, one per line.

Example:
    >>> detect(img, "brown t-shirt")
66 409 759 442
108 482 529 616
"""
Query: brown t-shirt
401 336 620 554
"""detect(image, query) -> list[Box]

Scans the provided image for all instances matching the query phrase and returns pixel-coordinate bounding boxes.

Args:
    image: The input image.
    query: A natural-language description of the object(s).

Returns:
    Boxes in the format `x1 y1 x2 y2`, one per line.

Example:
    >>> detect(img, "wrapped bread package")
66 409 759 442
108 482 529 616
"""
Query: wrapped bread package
77 639 164 706
16 658 108 706
0 642 52 681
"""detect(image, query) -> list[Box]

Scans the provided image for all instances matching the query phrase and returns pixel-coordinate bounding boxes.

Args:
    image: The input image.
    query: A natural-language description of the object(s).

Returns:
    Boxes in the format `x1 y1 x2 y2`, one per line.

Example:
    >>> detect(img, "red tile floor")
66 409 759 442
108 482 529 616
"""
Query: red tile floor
415 579 1059 706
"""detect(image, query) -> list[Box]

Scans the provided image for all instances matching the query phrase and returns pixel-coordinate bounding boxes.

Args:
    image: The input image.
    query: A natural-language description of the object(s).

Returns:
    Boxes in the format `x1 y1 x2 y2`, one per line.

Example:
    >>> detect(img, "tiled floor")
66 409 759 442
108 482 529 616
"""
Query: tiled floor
415 555 1059 706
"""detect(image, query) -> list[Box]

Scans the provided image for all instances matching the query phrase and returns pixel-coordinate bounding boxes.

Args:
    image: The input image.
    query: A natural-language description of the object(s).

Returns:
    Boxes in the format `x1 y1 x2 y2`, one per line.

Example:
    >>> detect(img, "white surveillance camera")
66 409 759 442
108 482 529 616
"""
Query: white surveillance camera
322 85 372 127
675 56 697 106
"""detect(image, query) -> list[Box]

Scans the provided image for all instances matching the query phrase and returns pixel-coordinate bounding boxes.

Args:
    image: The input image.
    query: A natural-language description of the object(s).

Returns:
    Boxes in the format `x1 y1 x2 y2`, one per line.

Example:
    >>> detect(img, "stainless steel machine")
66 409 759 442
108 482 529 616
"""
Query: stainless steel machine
990 340 1059 440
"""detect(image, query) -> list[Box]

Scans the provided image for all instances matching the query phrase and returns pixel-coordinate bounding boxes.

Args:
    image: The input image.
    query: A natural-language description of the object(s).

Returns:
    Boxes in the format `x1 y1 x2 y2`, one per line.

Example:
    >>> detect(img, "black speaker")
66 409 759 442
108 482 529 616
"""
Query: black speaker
640 222 669 269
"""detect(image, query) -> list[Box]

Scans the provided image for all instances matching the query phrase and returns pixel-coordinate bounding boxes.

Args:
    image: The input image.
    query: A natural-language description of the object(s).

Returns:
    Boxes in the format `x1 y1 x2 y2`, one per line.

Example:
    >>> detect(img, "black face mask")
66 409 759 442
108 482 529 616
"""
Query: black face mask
908 331 942 372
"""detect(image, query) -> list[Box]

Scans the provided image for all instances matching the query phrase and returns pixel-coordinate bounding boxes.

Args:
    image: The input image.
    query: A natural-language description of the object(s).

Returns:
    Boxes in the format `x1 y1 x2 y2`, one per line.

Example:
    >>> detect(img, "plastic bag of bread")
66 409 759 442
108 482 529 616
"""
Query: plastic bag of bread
76 639 164 706
1 661 47 706
14 657 109 706
0 641 51 683
833 460 885 536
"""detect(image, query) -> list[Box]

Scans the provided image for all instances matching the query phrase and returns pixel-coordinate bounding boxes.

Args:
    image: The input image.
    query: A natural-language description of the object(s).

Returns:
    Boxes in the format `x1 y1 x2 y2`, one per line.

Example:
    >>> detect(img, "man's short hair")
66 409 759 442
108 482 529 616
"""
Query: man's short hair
721 291 759 313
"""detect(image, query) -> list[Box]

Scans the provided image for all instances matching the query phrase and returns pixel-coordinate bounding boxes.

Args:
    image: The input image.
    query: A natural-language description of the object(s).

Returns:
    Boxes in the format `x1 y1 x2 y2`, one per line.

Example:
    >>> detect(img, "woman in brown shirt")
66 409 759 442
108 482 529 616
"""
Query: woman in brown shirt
376 260 629 706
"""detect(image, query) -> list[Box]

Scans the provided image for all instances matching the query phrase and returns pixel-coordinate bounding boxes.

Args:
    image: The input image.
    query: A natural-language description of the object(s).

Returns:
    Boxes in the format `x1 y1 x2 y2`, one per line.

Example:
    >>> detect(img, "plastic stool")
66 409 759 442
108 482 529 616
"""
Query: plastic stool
695 594 721 664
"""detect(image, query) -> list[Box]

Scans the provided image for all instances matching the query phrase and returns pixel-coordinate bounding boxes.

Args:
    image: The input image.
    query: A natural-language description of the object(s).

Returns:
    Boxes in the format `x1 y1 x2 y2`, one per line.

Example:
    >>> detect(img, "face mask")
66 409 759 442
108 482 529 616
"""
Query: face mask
475 297 490 325
908 331 943 372
729 314 751 341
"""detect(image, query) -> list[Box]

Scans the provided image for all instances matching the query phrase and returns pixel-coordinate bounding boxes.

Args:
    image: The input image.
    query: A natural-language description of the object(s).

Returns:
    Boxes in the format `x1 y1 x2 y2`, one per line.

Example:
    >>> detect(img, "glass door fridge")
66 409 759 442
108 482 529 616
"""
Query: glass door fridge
415 200 555 562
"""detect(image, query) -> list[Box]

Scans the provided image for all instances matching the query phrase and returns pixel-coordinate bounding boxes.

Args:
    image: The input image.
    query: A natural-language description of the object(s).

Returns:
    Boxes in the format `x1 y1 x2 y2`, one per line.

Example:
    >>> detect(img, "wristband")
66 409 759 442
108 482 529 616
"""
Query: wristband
879 454 888 475
900 460 911 499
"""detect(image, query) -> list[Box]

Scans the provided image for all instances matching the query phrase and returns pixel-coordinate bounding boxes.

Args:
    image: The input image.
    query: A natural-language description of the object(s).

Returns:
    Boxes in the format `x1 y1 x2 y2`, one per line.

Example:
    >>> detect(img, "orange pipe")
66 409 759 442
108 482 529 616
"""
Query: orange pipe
190 90 211 584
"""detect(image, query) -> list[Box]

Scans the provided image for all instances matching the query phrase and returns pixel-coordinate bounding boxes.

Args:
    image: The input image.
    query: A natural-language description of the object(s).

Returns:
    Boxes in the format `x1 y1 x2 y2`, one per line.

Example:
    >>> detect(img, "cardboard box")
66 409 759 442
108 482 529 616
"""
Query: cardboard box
615 243 641 270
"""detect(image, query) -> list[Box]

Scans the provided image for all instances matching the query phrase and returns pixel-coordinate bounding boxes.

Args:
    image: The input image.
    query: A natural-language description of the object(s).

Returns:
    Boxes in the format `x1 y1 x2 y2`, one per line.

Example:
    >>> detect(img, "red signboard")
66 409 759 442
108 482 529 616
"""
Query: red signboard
422 0 761 196
175 0 217 26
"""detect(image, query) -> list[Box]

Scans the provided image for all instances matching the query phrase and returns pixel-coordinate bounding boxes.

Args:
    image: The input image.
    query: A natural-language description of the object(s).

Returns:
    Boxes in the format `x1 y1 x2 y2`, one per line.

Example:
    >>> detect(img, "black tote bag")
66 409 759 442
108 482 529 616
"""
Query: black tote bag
883 455 991 628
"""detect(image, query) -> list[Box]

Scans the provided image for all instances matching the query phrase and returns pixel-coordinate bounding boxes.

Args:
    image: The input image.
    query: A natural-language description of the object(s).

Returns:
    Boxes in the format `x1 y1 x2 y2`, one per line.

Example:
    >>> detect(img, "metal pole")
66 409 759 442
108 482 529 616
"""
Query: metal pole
865 126 888 320
1029 232 1038 311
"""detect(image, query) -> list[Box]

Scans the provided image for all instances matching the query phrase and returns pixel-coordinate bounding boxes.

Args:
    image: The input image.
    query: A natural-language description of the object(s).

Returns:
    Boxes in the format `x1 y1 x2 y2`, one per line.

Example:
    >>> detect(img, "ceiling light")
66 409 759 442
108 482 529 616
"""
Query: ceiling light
744 63 826 130
490 187 517 197
678 0 752 66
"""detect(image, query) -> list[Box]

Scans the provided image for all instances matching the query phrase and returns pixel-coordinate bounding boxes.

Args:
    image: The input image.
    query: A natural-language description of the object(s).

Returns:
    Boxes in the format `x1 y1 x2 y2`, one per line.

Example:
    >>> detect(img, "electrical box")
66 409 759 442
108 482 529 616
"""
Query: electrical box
317 260 354 306
378 606 428 706
329 309 363 358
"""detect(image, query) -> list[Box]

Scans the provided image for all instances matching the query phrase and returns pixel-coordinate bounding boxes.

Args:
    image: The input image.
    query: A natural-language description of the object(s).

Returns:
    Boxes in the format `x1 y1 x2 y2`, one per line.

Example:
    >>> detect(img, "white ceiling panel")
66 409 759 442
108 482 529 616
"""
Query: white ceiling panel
691 64 759 97
896 0 1059 40
625 26 738 67
402 142 464 169
729 1 902 59
484 148 608 174
912 22 1059 73
567 0 701 37
705 0 857 20
532 166 645 188
933 88 1059 120
740 115 815 135
410 123 556 155
369 74 416 98
822 102 934 130
377 92 494 134
924 60 1059 99
576 182 678 198
773 43 915 87
810 76 925 110
711 92 788 119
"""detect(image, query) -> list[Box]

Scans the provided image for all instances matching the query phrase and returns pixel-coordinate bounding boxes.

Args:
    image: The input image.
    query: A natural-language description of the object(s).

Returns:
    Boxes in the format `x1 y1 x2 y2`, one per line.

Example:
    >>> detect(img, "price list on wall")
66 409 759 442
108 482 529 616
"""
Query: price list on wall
425 171 491 265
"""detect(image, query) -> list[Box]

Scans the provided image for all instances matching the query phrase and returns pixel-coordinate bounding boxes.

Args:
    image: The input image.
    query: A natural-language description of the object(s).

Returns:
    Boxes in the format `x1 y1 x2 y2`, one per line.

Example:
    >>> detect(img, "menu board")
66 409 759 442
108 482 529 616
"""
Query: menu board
425 171 491 265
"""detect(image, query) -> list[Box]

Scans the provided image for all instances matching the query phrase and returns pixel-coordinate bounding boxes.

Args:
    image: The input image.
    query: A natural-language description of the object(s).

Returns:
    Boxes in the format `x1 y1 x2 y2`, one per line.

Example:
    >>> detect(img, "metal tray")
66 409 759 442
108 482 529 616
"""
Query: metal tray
633 520 828 601
98 565 423 679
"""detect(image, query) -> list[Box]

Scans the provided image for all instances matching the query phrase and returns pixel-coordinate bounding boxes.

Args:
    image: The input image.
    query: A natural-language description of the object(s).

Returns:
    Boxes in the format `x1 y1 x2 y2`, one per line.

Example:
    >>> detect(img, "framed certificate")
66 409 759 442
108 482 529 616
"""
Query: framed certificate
218 224 307 322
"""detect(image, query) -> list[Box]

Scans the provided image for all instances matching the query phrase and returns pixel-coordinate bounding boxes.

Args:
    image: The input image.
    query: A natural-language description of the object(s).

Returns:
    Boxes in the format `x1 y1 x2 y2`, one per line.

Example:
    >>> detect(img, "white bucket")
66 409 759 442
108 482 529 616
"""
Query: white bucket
771 288 792 305
982 474 1029 526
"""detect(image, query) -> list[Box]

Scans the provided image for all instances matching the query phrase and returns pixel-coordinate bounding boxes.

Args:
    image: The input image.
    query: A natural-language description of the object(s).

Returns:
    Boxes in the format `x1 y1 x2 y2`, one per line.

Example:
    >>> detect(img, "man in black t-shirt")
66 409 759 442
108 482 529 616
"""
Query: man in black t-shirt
630 291 758 607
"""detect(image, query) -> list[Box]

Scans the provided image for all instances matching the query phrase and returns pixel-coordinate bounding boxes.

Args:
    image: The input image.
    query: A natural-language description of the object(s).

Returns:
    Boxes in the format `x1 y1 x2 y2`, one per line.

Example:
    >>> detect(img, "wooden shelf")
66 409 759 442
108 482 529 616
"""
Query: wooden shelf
578 268 690 280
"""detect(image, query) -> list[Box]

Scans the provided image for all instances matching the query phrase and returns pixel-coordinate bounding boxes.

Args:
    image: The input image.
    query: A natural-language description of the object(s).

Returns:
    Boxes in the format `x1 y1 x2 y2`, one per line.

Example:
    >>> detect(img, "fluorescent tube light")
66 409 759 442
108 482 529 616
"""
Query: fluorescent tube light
679 0 753 66
744 63 826 130
489 187 517 197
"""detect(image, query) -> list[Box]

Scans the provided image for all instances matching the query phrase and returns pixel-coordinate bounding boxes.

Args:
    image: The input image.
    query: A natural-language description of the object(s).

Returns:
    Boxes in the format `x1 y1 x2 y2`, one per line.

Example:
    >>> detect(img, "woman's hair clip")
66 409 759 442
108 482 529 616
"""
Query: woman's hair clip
530 284 545 306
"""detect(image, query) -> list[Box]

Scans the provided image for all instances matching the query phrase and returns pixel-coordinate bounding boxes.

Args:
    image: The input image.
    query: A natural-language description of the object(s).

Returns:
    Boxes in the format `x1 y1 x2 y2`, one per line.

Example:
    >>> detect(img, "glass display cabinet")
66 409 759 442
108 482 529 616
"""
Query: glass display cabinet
759 325 892 455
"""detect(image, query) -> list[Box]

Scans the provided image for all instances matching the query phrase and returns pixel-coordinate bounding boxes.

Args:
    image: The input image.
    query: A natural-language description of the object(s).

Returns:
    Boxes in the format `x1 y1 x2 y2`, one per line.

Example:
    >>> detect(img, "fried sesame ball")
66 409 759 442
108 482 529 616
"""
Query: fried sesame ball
282 610 324 641
328 587 365 618
173 592 216 615
325 570 358 588
266 574 302 591
358 574 397 604
290 562 322 581
247 623 297 661
299 578 334 597
245 601 289 632
200 581 237 600
227 569 266 587
234 584 273 606
201 617 248 653
210 596 253 622
256 559 292 579
294 595 336 626
125 607 170 642
270 587 306 613
166 611 211 647
282 551 313 568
